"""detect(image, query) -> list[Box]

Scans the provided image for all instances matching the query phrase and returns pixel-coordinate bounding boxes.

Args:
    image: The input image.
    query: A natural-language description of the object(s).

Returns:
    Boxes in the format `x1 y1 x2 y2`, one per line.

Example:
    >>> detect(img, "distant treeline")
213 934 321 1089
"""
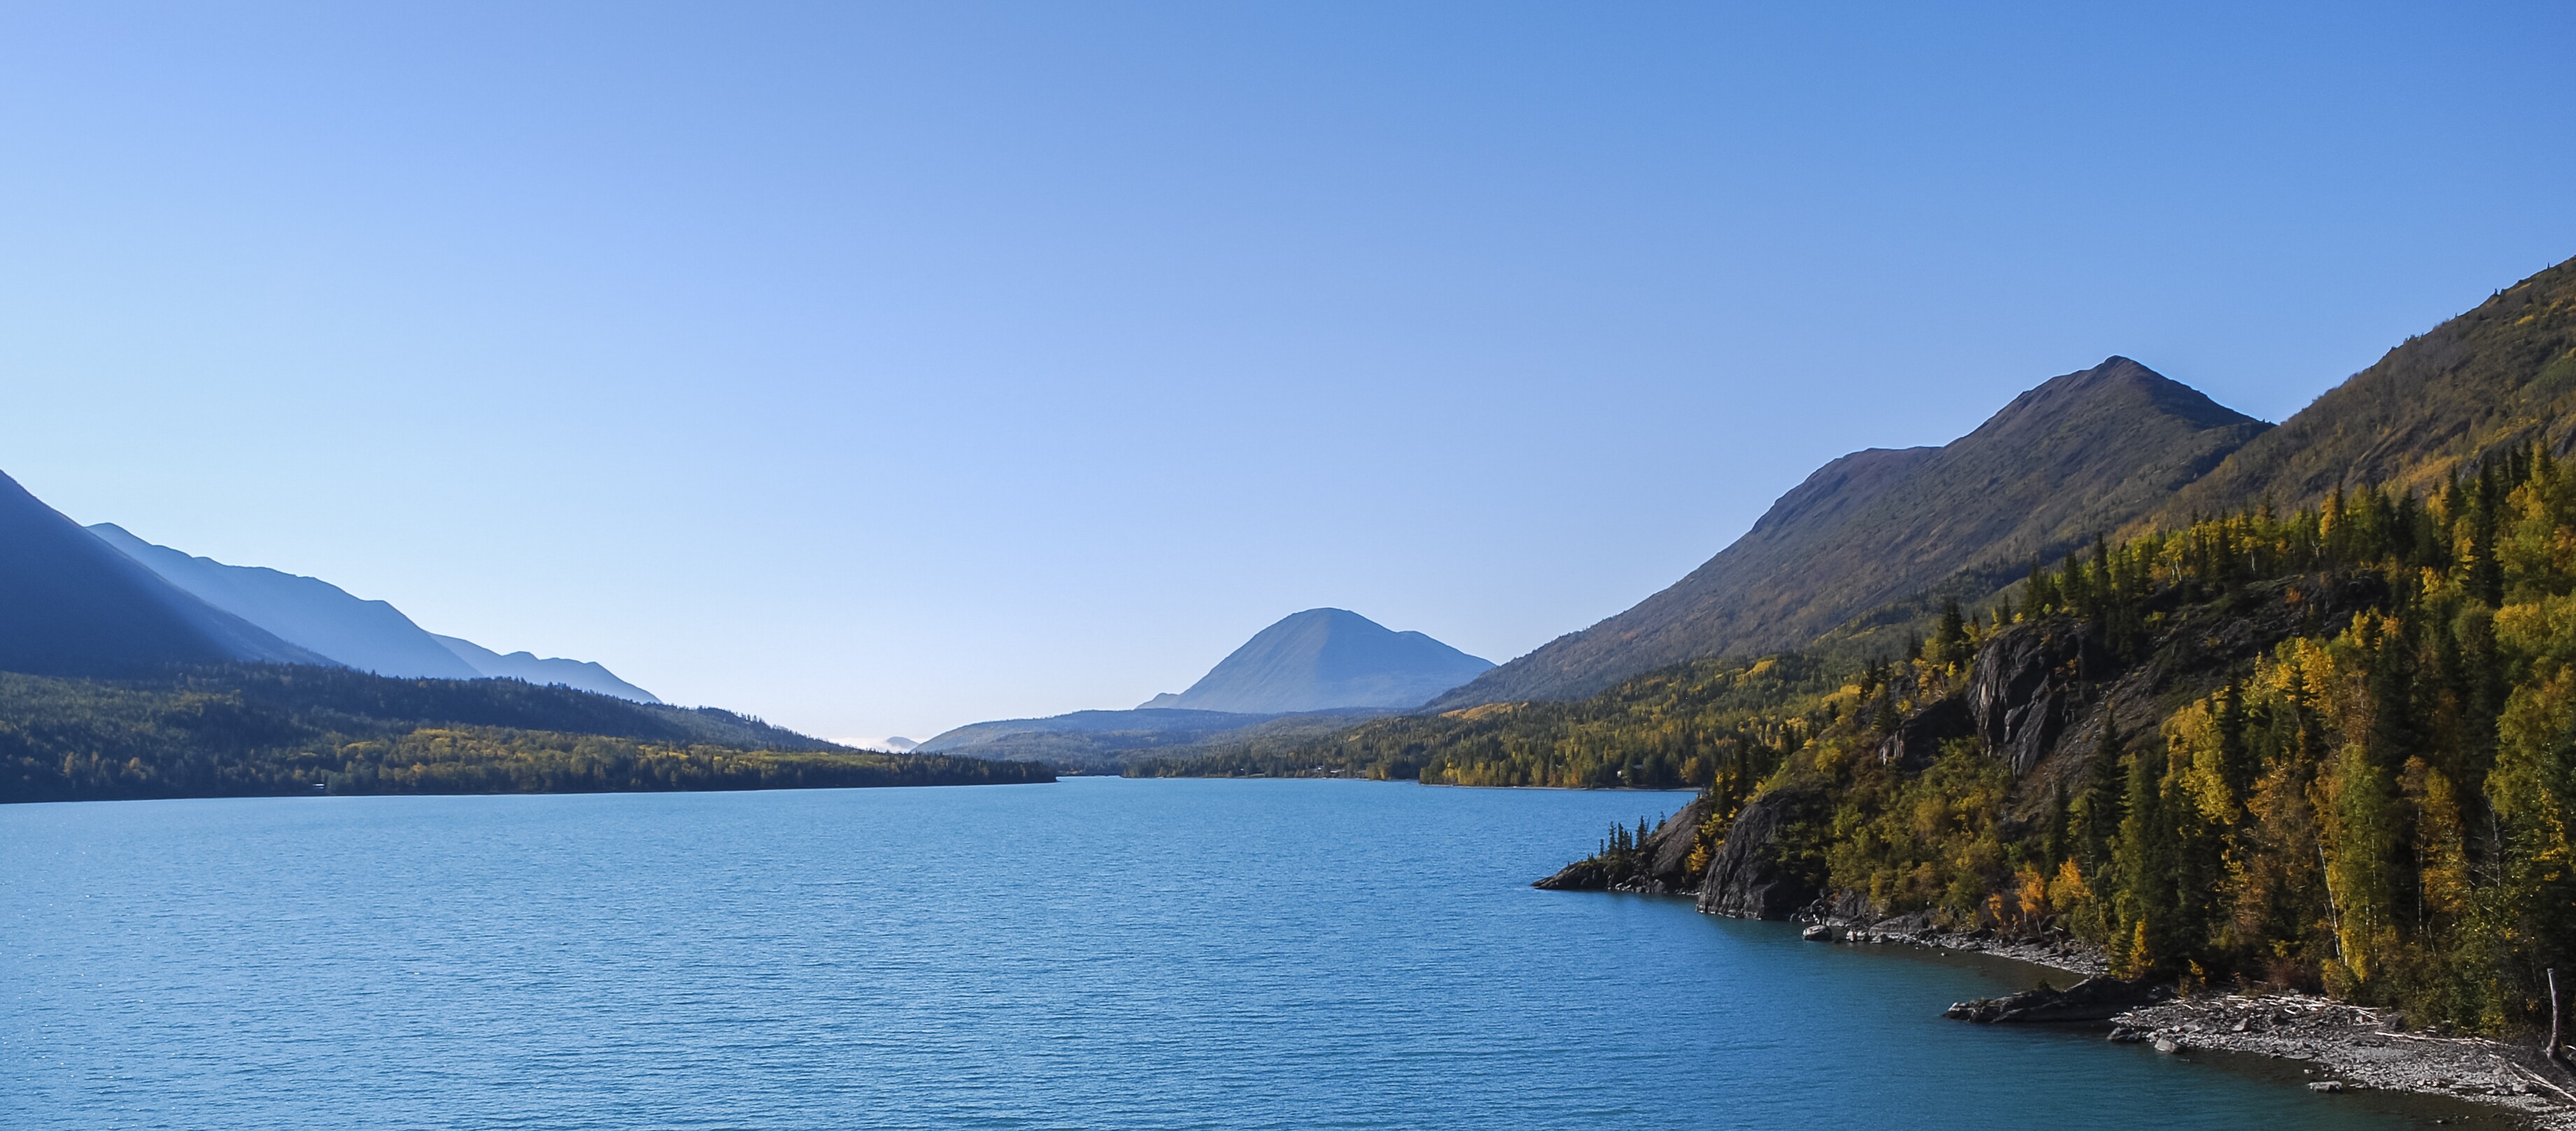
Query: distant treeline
1128 653 1840 792
0 665 1052 802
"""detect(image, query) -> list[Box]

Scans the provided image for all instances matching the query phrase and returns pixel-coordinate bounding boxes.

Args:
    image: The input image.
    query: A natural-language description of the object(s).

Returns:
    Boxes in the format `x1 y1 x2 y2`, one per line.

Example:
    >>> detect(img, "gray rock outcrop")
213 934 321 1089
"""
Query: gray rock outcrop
1944 976 2171 1023
1967 619 2104 774
1695 785 1826 918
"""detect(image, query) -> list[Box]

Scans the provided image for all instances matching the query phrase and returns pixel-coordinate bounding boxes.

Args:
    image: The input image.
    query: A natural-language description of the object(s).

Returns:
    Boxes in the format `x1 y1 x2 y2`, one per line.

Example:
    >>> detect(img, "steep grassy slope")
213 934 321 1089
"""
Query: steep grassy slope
1431 357 2269 708
2145 255 2576 523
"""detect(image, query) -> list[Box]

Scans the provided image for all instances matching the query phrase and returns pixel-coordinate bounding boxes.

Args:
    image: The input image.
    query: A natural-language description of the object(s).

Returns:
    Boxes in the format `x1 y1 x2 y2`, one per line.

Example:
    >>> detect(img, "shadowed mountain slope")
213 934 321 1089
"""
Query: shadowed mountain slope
1140 608 1493 713
2143 255 2576 525
0 471 330 676
87 523 662 704
1429 357 2270 709
89 523 485 680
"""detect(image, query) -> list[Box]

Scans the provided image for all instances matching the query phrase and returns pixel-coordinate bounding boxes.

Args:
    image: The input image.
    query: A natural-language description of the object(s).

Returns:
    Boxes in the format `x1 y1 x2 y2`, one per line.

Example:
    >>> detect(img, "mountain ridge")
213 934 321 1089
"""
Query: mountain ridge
429 634 662 704
87 523 486 681
0 471 332 676
2139 256 2576 527
87 522 661 704
1430 357 2270 709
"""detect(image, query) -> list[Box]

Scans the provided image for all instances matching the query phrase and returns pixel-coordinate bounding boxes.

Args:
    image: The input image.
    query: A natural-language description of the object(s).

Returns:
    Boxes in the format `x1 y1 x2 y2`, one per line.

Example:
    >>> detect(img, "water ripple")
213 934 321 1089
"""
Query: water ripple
3 779 2440 1130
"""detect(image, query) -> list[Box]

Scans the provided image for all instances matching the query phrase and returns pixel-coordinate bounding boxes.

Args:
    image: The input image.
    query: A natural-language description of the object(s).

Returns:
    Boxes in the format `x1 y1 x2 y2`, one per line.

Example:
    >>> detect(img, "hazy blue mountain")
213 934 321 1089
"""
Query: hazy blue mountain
90 522 663 704
431 635 663 704
89 523 485 680
914 609 1475 767
1139 608 1494 713
0 471 330 676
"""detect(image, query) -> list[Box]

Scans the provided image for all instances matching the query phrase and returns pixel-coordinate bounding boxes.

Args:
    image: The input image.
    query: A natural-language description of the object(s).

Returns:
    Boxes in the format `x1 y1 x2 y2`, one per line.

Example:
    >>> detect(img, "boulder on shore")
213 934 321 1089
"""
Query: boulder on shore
1943 977 2171 1023
1531 859 1610 891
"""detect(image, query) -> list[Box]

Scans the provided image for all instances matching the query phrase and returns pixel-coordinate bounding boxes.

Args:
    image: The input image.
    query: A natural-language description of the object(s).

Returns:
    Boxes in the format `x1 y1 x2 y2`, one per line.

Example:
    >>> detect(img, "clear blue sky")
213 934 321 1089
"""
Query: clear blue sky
3 3 2570 744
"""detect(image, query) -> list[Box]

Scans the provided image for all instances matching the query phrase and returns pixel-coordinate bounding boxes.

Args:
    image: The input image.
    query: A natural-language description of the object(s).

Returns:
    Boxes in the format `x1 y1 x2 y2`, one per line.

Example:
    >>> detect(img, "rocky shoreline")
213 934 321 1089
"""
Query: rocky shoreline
2097 995 2576 1130
1721 906 2576 1128
1538 791 2576 1128
1794 911 2111 978
1936 971 2576 1129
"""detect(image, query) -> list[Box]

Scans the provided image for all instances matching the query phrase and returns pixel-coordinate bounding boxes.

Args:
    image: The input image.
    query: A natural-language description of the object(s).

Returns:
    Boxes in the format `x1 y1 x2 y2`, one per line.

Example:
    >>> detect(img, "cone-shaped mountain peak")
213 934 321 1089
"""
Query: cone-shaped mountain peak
1141 608 1494 714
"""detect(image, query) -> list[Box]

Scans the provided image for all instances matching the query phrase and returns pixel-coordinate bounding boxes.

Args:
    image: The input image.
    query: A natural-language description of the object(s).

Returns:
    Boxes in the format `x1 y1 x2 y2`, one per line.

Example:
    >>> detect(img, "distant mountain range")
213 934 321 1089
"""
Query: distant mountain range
0 468 1060 804
85 523 660 703
0 471 658 703
921 608 1489 766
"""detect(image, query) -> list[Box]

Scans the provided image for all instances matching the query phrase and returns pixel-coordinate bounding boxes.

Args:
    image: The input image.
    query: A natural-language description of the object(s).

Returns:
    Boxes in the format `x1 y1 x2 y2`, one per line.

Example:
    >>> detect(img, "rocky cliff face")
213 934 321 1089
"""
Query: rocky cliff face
1533 790 1715 895
1965 620 2105 775
1693 784 1828 918
1559 572 2397 922
1872 695 1973 770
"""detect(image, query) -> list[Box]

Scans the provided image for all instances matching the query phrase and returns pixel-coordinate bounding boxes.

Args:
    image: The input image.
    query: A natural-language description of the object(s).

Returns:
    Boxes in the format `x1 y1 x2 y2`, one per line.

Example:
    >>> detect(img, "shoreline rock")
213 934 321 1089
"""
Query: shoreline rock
2108 994 2576 1129
1785 904 2576 1125
1945 976 2170 1023
1791 907 2112 978
1542 874 2576 1125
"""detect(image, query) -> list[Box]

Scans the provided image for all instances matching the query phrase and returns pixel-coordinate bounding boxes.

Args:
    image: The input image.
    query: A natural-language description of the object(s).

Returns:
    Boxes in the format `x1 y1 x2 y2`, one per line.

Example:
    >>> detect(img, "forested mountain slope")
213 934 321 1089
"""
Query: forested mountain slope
1151 254 2576 1046
0 471 330 676
2145 256 2576 524
1199 452 2576 1039
1430 358 2269 708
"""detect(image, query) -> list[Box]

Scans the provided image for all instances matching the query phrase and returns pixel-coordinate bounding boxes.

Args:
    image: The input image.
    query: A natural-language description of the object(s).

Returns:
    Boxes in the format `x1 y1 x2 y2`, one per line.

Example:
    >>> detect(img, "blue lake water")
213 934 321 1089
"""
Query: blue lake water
3 777 2472 1129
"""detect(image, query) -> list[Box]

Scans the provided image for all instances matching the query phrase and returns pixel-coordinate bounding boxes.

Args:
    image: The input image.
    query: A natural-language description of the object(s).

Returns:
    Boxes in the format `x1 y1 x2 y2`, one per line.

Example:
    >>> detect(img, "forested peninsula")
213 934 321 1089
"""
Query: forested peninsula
1 664 1052 803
